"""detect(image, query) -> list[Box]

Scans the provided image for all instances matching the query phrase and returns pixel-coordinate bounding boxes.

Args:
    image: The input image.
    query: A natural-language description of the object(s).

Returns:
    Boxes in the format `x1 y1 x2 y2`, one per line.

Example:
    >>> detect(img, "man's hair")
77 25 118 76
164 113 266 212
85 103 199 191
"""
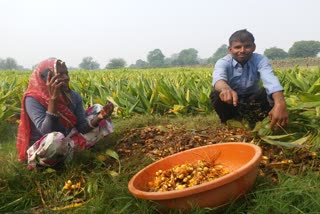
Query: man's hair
229 29 255 46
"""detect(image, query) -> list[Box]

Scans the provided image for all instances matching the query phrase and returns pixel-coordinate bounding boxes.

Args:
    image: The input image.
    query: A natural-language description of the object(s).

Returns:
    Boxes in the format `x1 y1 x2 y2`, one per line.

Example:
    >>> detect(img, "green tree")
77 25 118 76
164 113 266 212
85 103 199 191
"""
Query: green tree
264 47 288 60
0 58 5 69
105 58 126 69
5 57 18 70
0 57 18 70
208 44 228 64
288 41 320 58
162 54 178 67
135 59 149 68
177 48 199 66
147 49 165 68
79 57 100 70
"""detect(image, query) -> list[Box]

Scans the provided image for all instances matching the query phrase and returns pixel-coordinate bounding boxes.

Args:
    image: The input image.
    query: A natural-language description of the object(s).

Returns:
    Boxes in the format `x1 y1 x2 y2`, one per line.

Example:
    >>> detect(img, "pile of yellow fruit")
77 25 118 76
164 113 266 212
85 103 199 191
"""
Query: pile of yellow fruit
62 180 82 192
148 160 230 192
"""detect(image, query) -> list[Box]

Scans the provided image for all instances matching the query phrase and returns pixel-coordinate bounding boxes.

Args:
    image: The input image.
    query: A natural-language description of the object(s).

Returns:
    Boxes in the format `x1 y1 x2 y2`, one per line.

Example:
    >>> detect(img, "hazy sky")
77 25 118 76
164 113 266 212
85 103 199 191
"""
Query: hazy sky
1 0 319 69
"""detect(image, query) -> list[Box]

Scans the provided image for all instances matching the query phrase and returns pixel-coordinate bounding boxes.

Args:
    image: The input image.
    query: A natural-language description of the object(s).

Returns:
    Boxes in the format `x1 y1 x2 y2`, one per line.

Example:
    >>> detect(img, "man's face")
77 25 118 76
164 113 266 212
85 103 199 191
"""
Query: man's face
228 41 256 64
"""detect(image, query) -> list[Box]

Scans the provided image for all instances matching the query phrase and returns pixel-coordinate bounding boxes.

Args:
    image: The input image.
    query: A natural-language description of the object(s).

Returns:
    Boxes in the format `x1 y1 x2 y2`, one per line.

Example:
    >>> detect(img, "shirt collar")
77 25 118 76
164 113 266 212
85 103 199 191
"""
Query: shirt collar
231 56 253 68
232 59 240 68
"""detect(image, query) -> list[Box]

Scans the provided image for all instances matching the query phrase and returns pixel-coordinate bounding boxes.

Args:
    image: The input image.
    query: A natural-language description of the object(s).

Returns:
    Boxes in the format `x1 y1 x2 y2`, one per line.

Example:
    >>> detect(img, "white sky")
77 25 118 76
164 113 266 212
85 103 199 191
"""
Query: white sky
1 0 319 69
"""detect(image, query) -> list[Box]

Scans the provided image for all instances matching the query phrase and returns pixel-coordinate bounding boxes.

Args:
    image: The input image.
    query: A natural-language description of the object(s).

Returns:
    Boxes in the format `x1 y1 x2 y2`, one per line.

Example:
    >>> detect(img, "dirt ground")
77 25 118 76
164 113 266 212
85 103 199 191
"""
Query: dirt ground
115 125 320 183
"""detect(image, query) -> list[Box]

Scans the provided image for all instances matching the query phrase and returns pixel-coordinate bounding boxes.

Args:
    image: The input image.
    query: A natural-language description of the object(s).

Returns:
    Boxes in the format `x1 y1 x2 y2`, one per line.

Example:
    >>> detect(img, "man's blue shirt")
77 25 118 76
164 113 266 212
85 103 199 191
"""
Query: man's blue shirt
212 53 283 96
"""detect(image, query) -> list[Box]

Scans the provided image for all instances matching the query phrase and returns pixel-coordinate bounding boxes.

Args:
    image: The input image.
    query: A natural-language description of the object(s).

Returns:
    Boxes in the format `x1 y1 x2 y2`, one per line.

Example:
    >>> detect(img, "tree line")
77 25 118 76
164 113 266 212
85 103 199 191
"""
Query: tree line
1 40 319 70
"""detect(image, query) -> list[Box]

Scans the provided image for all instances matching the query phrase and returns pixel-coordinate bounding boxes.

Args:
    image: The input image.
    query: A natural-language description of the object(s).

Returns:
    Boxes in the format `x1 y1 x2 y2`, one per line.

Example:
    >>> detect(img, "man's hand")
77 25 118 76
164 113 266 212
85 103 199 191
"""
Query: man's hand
219 88 238 106
215 80 238 106
269 92 289 130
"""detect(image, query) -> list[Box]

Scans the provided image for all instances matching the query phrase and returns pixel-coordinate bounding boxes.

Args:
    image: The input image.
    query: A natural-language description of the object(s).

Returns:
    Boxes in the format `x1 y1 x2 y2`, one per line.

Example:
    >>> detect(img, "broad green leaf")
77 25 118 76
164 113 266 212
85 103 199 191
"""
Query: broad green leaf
105 149 121 173
105 149 119 161
262 133 296 140
261 134 311 148
299 93 320 102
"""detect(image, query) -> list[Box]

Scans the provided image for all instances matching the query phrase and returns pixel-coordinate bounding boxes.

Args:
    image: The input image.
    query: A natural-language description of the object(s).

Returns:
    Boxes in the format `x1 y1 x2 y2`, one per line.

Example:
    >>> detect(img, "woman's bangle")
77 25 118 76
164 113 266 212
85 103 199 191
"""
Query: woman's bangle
46 111 59 117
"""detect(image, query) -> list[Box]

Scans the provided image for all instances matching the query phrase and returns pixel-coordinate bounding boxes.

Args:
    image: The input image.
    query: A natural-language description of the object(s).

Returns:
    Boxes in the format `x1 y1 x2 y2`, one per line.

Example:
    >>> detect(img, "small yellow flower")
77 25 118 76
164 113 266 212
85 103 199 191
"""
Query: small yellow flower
97 154 107 161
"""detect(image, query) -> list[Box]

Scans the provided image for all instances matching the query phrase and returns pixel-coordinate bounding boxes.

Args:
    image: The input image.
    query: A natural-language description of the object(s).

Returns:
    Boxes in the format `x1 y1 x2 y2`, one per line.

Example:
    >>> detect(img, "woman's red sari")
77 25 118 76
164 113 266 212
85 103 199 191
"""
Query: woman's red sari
17 58 77 161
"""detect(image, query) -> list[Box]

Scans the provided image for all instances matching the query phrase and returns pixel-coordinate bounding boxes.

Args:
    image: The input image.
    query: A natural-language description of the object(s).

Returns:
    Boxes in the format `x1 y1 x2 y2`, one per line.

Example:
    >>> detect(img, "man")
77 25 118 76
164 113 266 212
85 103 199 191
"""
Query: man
210 29 288 130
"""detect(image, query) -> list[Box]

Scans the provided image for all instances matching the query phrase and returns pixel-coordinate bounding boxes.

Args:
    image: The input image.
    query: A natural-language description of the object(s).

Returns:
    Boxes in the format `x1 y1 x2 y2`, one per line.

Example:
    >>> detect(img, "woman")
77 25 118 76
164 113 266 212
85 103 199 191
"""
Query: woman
17 58 114 170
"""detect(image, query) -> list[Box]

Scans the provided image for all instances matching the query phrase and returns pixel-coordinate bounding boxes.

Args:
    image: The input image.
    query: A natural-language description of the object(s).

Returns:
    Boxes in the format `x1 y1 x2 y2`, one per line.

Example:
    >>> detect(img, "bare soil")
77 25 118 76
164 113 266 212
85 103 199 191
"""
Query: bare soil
115 125 320 183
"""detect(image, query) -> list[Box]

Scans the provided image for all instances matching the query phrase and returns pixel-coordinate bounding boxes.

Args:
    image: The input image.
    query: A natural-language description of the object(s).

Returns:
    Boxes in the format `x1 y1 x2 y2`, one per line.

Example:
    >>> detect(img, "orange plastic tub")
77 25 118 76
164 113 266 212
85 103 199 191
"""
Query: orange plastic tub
128 142 262 209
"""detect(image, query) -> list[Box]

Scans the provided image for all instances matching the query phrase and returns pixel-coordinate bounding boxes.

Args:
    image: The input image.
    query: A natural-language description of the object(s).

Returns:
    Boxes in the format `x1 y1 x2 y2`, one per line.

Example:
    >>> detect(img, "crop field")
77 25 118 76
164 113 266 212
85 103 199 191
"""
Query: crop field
0 67 212 119
1 66 320 148
0 66 320 213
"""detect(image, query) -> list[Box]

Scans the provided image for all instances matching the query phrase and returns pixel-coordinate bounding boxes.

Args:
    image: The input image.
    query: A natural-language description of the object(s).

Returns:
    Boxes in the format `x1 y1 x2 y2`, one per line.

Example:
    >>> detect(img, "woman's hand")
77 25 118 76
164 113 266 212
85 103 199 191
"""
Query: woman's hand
47 71 64 114
90 102 114 128
47 71 64 100
98 101 114 120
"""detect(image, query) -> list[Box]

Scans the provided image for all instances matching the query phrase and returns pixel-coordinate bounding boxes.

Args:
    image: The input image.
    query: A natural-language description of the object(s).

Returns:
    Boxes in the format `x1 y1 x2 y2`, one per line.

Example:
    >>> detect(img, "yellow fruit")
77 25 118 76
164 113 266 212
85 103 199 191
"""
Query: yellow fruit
97 154 107 161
